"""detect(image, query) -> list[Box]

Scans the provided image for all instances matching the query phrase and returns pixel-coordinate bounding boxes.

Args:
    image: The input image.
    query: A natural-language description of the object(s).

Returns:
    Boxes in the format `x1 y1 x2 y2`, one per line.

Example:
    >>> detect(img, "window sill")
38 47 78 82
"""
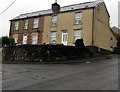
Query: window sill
50 43 57 45
24 29 28 30
13 30 19 31
74 23 82 25
32 28 39 29
50 26 58 28
32 29 40 32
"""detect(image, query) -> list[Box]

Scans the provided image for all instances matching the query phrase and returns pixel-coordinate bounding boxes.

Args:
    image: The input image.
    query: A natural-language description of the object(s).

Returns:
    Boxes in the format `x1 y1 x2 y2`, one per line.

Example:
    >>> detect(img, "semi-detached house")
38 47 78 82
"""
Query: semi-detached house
9 0 117 51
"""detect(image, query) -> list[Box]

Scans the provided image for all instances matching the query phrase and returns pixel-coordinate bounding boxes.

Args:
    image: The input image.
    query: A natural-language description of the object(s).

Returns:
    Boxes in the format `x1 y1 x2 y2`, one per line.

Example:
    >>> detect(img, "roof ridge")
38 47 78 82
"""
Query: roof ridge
20 9 51 16
61 0 96 8
20 0 98 16
11 0 104 20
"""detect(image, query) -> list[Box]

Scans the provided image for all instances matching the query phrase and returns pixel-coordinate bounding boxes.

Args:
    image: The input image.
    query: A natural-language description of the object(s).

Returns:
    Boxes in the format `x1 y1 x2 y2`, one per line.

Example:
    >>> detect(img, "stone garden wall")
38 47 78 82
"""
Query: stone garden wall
2 45 89 63
2 45 112 63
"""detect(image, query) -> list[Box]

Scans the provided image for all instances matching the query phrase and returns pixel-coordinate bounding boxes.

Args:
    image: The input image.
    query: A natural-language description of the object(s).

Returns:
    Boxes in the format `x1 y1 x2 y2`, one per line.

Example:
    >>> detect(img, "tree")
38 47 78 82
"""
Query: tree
0 36 14 47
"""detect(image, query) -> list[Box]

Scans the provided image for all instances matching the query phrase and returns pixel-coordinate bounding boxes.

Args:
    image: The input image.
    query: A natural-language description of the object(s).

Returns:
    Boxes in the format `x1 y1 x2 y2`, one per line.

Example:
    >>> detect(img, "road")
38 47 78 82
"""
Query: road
2 54 119 90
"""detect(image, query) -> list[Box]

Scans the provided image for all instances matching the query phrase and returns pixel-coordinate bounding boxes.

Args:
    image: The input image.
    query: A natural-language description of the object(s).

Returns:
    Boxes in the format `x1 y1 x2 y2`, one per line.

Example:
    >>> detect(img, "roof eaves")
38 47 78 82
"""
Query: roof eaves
10 7 95 21
103 2 110 17
94 0 110 17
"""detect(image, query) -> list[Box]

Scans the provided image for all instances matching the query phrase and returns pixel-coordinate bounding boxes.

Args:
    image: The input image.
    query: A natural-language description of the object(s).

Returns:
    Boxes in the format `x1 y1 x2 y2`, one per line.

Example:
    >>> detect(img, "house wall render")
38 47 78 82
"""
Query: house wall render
9 0 117 51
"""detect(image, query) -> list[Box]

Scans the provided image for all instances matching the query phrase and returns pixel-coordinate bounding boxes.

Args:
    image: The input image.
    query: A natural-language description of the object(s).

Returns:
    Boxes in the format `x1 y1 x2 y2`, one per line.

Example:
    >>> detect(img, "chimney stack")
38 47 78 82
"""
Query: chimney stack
52 0 60 13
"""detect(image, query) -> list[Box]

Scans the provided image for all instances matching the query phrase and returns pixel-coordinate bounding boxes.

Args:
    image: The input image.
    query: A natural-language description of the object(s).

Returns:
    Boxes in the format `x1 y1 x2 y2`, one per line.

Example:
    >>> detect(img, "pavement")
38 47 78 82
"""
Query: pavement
2 54 119 90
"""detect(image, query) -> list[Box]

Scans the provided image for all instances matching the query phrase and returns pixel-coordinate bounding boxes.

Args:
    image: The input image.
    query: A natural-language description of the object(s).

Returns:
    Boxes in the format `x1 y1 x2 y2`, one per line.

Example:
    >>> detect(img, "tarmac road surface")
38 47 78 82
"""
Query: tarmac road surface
2 54 119 90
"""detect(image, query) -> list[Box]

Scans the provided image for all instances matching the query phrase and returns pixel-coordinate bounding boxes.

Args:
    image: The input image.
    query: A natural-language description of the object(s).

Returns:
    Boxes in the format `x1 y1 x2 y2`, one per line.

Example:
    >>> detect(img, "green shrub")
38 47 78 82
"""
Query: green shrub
0 36 15 47
75 38 85 48
9 37 15 45
117 37 120 47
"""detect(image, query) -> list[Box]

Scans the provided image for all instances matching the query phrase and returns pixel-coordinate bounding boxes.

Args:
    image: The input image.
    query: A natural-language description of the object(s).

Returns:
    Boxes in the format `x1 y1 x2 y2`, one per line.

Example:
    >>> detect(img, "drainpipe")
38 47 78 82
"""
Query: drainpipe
92 7 95 55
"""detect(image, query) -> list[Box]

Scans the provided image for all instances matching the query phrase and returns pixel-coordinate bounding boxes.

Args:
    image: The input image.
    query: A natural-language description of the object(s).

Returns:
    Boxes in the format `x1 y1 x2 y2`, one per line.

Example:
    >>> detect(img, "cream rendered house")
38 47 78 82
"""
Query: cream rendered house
10 0 117 51
42 0 117 51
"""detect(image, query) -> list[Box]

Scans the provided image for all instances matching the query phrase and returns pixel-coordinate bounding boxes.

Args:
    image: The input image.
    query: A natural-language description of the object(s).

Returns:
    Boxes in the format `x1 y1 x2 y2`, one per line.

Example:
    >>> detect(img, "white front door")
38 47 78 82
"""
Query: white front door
62 31 68 45
23 34 28 44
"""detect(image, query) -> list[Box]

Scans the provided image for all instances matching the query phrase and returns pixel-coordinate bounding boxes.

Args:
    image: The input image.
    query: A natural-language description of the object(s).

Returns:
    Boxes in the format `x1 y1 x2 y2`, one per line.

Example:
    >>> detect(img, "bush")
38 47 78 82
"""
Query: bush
0 36 15 47
9 37 14 45
75 38 85 48
117 37 120 47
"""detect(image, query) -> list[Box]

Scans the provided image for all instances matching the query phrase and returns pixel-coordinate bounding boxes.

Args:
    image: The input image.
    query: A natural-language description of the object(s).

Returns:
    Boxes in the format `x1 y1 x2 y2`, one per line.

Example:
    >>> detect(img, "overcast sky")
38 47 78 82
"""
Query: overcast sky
0 0 119 37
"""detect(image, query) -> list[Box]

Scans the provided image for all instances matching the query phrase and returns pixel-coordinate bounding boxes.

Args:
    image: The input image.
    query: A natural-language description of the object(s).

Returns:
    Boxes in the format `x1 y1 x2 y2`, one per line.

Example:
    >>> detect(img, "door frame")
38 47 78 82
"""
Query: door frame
23 33 28 44
61 30 68 45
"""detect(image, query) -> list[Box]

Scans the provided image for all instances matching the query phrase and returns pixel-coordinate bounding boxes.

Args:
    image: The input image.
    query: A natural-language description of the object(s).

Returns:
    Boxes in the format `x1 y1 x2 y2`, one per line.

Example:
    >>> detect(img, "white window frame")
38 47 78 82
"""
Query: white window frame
32 33 38 44
52 16 57 26
24 20 28 29
74 29 81 42
50 31 56 43
13 34 18 44
75 12 82 24
14 21 19 30
33 18 39 28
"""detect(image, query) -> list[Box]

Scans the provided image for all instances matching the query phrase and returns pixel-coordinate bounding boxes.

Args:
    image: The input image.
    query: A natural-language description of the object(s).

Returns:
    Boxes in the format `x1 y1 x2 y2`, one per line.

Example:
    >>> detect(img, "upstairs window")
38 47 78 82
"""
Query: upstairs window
52 16 57 26
74 29 81 42
24 20 28 30
50 31 56 43
14 21 19 30
33 18 39 28
75 12 82 24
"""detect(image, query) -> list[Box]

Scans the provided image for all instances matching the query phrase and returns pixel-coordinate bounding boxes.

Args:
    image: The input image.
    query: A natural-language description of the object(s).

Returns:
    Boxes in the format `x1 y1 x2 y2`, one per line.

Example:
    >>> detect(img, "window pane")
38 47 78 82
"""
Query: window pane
74 29 81 42
13 35 18 43
33 18 39 28
51 32 56 36
74 30 80 36
50 32 56 43
34 18 39 23
52 16 57 26
75 12 82 18
75 12 82 24
75 19 82 24
24 20 28 29
52 16 57 21
63 34 67 42
32 34 38 44
14 21 19 30
52 22 57 26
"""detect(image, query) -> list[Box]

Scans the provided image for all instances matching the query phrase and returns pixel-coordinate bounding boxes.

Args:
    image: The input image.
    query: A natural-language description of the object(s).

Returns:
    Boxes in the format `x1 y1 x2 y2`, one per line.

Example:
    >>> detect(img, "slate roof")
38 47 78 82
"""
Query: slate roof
11 0 104 21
